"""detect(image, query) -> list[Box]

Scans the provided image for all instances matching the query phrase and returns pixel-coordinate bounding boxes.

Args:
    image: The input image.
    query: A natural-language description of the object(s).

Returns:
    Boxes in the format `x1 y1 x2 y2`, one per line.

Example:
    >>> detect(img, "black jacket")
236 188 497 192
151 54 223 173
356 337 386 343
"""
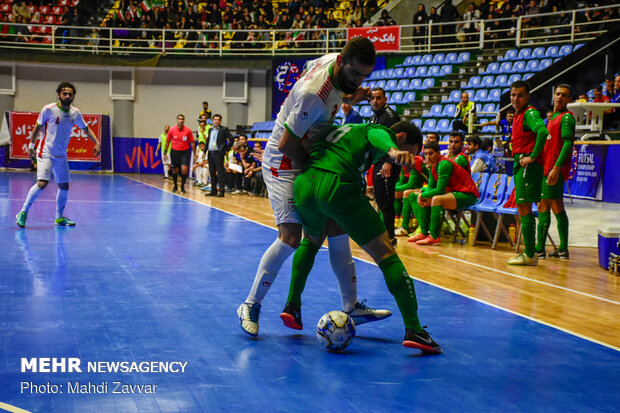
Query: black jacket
207 126 234 152
370 105 400 128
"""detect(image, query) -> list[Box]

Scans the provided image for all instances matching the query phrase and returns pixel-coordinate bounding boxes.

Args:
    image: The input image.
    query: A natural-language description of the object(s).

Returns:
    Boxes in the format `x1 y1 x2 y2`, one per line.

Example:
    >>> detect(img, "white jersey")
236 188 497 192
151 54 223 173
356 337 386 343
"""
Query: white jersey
36 102 87 158
262 53 344 172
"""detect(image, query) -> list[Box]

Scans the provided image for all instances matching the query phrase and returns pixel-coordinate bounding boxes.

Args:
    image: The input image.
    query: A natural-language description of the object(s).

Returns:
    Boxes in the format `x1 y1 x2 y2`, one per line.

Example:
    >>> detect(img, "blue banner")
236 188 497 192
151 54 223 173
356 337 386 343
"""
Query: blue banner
566 144 607 200
113 137 164 174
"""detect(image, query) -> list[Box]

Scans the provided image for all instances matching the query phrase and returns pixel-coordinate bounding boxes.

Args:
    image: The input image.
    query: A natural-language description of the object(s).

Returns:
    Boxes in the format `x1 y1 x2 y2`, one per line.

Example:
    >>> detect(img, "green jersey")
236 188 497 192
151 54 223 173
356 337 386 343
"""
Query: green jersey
159 133 171 153
306 123 398 185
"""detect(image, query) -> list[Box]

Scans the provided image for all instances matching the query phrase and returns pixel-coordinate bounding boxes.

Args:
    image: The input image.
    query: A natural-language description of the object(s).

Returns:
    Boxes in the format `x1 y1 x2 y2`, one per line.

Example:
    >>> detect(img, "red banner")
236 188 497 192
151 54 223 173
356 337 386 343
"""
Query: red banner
10 111 102 161
347 26 401 52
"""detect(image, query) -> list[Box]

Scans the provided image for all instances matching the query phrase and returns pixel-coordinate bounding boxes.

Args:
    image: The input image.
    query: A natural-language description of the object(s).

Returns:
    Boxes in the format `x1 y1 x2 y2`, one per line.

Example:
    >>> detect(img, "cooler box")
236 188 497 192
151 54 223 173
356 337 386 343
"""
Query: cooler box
598 224 620 269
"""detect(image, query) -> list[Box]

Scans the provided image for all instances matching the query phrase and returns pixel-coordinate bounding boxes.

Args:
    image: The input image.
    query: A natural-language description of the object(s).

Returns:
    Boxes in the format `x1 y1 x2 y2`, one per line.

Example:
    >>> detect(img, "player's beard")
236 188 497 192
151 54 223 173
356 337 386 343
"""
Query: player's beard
335 70 359 94
61 97 73 106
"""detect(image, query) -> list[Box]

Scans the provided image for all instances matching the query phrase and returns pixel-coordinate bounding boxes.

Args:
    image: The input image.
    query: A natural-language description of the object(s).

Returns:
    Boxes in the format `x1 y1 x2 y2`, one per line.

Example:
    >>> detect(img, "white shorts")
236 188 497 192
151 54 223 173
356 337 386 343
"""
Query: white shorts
37 156 70 184
162 151 171 165
262 165 301 225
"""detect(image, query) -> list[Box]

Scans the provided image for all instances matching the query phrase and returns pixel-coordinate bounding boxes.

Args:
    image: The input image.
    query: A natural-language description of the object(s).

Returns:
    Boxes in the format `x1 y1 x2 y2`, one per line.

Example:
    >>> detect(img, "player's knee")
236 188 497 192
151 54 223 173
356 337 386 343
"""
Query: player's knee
37 180 49 189
58 183 69 190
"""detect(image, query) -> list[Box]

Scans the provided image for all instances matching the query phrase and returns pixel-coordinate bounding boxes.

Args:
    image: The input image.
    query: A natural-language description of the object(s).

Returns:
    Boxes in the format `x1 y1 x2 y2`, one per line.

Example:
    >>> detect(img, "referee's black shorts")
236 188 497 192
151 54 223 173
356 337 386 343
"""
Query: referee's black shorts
170 149 191 167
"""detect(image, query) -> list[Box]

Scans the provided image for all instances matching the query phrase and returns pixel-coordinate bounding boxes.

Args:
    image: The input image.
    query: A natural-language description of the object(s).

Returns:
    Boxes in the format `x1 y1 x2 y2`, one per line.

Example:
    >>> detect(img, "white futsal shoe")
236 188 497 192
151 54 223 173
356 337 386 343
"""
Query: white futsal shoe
346 300 392 325
237 302 261 337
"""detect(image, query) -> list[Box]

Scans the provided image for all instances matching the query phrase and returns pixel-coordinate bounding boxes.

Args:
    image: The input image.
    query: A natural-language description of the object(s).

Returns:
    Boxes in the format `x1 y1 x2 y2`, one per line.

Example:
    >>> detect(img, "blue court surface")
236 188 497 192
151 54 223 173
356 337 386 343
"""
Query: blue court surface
1 172 618 413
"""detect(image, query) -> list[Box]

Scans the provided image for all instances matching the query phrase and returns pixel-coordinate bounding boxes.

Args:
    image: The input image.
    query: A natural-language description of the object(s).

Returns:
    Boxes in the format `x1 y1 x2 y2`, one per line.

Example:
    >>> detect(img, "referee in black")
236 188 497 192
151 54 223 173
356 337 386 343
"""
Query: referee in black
369 87 401 246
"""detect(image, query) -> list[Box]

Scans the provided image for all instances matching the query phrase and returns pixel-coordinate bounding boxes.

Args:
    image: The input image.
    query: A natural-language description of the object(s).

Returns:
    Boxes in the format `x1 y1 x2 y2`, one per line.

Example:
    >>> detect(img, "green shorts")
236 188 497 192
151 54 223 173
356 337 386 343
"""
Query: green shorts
513 154 543 204
294 168 386 246
454 192 479 209
541 175 565 200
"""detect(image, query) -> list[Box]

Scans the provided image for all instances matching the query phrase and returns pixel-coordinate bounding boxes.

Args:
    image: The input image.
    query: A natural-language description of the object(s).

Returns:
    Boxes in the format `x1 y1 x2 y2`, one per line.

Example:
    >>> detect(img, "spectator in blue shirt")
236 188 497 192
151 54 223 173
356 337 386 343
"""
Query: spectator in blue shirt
466 135 497 173
339 102 364 124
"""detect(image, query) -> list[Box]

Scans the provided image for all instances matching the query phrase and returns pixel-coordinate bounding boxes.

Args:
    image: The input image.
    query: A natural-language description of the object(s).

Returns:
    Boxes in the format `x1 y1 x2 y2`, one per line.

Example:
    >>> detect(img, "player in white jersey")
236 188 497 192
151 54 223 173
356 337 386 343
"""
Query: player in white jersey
238 37 392 337
16 82 101 228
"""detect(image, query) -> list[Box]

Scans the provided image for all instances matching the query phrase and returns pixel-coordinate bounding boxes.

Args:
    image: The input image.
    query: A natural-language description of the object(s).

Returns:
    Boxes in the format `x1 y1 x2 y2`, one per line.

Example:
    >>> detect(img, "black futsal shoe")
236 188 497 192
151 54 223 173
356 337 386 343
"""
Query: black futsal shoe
403 328 442 354
280 302 303 330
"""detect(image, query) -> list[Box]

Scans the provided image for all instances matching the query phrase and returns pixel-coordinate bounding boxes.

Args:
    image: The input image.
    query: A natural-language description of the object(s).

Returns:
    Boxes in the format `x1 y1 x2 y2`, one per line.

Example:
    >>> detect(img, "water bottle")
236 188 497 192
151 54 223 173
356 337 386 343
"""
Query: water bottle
509 224 516 243
468 225 475 245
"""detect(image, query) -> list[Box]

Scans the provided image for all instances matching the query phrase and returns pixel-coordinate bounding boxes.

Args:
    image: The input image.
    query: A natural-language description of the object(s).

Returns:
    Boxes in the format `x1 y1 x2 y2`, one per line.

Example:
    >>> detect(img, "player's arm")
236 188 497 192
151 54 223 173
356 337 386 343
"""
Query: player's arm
547 113 575 185
155 139 162 154
421 160 452 198
343 87 371 104
279 94 323 165
164 130 172 153
83 126 101 156
520 109 549 165
455 154 469 170
27 123 43 159
279 127 308 165
367 127 414 167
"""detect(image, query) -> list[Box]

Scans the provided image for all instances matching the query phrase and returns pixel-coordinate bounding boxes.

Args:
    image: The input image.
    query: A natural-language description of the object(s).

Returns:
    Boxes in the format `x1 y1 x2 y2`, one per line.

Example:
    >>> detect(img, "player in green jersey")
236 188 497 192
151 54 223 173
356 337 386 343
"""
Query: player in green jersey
535 84 575 260
507 81 549 266
282 120 441 353
155 124 171 180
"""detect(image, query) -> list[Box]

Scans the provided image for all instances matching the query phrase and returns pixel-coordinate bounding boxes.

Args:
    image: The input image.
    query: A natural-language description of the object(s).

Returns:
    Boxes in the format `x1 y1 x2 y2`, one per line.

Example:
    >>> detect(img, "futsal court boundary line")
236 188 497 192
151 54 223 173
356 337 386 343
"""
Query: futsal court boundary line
0 401 32 413
125 175 620 353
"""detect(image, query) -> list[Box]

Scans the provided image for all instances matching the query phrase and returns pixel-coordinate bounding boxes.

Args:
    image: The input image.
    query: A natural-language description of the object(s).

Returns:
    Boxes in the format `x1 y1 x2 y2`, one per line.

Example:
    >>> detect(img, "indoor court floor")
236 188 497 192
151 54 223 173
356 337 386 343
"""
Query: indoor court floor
1 171 619 413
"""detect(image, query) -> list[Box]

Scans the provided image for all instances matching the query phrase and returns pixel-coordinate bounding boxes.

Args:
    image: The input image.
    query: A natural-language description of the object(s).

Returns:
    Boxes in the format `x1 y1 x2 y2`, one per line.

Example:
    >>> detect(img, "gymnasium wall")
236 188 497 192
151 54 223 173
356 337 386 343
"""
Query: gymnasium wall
6 62 271 138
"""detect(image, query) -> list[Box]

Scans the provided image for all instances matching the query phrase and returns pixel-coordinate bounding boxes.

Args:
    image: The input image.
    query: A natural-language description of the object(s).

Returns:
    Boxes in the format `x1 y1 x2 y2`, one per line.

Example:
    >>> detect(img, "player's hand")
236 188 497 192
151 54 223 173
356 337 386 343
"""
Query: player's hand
348 87 371 104
388 148 414 169
380 162 392 178
546 166 560 186
519 155 534 167
28 148 35 159
252 146 264 162
93 142 101 157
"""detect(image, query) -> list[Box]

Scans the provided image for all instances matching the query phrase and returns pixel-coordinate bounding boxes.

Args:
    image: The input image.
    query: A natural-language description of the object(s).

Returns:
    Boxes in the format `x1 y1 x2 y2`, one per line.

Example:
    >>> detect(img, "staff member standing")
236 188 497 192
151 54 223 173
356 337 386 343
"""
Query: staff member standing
205 114 234 197
164 114 195 194
369 87 401 245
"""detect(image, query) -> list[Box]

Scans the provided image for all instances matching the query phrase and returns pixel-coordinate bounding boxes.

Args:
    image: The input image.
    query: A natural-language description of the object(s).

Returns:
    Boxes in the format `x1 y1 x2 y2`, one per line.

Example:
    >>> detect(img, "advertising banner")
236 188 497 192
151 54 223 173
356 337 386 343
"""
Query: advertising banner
113 137 164 174
347 26 401 52
566 144 607 200
9 111 102 162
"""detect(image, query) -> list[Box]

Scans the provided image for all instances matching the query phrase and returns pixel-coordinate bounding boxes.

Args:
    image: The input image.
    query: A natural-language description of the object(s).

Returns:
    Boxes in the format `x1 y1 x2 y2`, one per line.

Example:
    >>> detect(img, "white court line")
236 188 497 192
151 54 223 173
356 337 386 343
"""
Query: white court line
126 175 620 352
438 254 620 306
0 401 32 413
4 198 177 204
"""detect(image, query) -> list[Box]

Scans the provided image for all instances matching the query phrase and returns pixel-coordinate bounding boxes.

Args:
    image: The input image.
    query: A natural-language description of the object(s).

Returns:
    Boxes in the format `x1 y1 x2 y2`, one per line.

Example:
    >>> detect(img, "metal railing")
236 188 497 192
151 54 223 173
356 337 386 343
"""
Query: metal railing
0 5 616 57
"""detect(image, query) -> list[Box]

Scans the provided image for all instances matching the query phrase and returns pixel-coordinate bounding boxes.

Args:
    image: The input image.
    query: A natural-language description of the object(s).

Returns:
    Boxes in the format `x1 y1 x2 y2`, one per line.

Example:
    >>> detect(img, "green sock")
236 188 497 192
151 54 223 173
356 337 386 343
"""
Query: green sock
287 238 320 308
378 254 422 332
410 194 430 235
536 211 551 252
555 210 569 252
401 198 411 229
521 213 536 258
394 198 403 217
430 205 443 239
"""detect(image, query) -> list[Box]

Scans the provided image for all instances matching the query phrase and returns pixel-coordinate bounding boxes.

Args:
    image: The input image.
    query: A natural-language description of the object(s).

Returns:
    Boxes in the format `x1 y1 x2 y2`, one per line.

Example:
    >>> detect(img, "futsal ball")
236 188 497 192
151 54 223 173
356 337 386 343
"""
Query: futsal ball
316 311 356 352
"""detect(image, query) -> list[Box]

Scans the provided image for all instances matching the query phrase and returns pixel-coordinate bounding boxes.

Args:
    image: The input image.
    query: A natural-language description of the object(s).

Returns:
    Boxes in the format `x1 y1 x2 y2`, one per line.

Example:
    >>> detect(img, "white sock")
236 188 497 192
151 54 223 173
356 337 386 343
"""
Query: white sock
164 164 170 178
328 234 358 312
246 237 295 305
22 184 43 214
56 188 69 219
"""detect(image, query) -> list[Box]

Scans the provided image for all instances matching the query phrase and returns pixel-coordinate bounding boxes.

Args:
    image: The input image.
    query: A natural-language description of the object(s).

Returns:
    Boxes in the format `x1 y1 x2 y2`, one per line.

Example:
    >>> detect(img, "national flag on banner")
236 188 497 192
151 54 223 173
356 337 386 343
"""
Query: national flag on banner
151 0 165 8
140 0 152 12
136 8 143 18
115 9 125 21
127 7 135 19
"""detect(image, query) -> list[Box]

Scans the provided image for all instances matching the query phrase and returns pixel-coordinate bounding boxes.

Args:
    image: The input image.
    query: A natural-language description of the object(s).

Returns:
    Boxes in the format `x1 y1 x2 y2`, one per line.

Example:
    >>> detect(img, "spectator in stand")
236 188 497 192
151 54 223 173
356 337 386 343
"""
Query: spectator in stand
552 12 571 38
413 4 428 49
478 0 490 18
339 102 363 124
428 7 441 45
592 85 611 104
466 135 498 173
453 92 476 133
12 1 31 22
462 3 481 43
523 0 540 27
609 74 620 129
604 76 615 98
440 0 460 44
14 15 30 42
376 9 396 26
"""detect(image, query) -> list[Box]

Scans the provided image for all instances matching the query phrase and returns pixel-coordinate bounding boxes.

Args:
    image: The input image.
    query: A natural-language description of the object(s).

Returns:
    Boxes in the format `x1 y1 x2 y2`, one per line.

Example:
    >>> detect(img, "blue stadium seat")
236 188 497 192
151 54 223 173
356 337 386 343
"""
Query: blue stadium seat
396 79 409 90
494 74 508 87
471 174 510 245
467 76 481 88
432 54 445 64
457 51 470 63
442 134 450 142
545 45 559 57
487 89 501 102
415 66 428 77
375 69 387 79
359 106 372 117
445 53 458 64
498 62 512 73
409 79 422 89
404 67 416 78
386 68 395 78
474 89 488 102
539 58 552 70
464 89 475 100
517 48 531 60
482 103 498 113
402 56 414 66
384 79 398 91
444 90 461 103
390 91 404 104
511 61 526 73
428 65 440 77
440 65 453 76
574 43 584 51
421 78 435 89
376 80 386 89
475 103 483 112
423 104 443 118
393 67 405 78
525 60 539 72
478 75 494 88
411 55 423 65
532 47 545 59
421 118 437 132
482 62 500 74
361 81 368 88
403 91 416 103
522 73 534 81
441 104 456 117
498 49 517 61
385 92 391 101
508 74 521 84
422 54 433 64
368 80 377 89
559 44 573 56
436 118 451 133
412 118 422 129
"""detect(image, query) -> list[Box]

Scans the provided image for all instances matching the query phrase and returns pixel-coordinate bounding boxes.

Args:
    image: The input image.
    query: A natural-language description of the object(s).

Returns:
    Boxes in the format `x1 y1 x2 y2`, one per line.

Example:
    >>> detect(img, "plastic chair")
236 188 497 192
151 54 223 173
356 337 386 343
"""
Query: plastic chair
470 174 509 245
440 65 453 76
422 54 433 64
498 49 517 61
390 91 404 104
411 55 423 65
394 67 405 78
376 80 386 89
479 75 494 88
493 74 508 87
467 76 481 88
396 79 409 91
539 59 552 70
412 118 422 129
415 66 428 77
423 104 443 118
445 90 461 103
517 48 532 60
532 47 545 58
474 89 488 102
422 78 435 89
445 53 458 64
404 67 416 78
522 73 534 81
359 106 373 118
499 62 512 73
402 56 414 66
421 119 437 132
525 60 539 72
409 79 423 90
559 44 573 56
386 68 395 78
441 104 456 117
457 51 470 63
507 74 521 84
385 79 398 91
403 91 416 103
487 89 501 102
436 118 451 133
432 53 446 64
482 62 500 75
511 61 526 73
545 45 559 57
428 65 440 77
